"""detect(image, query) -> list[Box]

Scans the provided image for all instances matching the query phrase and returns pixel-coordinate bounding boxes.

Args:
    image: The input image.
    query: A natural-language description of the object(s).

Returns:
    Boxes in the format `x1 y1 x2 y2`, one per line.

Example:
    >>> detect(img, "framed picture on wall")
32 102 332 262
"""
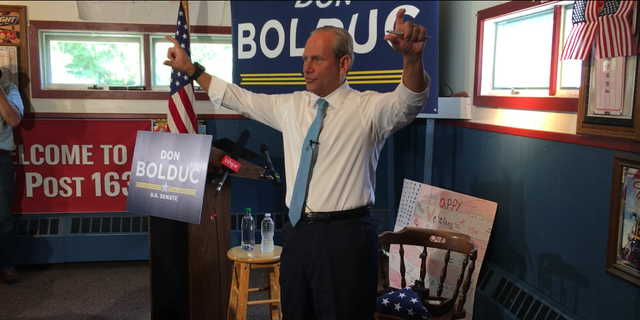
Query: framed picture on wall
606 153 640 287
574 0 640 141
0 5 28 112
576 54 640 141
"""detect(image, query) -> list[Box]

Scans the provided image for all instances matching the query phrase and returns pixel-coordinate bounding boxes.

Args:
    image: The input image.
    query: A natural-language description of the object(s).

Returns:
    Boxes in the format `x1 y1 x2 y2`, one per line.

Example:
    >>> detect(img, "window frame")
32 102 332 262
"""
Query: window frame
41 31 145 89
29 20 231 101
474 1 579 112
489 8 555 93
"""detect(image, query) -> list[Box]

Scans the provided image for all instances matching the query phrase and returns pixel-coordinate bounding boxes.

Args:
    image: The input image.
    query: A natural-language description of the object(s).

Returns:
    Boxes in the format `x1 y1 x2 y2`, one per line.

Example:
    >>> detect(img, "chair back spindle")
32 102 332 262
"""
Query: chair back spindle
399 244 406 288
419 248 427 287
455 250 477 314
378 245 390 290
437 250 450 298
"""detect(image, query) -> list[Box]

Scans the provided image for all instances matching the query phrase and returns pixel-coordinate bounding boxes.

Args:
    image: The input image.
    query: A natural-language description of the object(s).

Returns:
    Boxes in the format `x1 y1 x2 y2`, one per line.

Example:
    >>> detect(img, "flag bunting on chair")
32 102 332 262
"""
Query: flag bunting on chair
375 287 431 320
167 0 198 134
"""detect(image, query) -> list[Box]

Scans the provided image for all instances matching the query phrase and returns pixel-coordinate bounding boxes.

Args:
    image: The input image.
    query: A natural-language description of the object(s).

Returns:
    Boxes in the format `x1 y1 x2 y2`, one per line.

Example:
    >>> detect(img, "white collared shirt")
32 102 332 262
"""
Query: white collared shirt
207 74 430 212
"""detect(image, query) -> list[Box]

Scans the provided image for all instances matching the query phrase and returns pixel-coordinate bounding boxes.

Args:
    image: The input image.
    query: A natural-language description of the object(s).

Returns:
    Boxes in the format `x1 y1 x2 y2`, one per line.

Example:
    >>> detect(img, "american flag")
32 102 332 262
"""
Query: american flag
376 287 431 319
561 0 600 60
168 0 198 134
596 0 636 59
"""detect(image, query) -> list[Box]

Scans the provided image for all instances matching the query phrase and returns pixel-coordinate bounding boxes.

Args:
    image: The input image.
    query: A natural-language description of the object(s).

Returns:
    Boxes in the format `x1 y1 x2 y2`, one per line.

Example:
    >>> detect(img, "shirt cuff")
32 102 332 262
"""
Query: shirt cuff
206 75 228 110
397 71 431 108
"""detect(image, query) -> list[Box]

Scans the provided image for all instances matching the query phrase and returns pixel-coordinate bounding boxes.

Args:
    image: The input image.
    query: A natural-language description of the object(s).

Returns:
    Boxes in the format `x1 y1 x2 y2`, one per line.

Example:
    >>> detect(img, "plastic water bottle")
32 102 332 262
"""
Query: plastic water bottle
261 213 275 253
241 207 255 251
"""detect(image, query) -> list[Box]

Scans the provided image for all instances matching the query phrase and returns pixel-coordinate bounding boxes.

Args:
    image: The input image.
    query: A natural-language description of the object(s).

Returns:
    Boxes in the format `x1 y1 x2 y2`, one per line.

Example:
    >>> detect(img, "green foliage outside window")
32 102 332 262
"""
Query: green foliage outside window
154 41 232 86
42 32 231 88
50 40 142 85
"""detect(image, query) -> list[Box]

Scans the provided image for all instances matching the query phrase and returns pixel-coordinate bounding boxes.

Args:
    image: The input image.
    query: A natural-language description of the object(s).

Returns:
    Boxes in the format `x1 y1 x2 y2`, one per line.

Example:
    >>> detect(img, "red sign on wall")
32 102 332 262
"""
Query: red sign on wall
11 119 151 213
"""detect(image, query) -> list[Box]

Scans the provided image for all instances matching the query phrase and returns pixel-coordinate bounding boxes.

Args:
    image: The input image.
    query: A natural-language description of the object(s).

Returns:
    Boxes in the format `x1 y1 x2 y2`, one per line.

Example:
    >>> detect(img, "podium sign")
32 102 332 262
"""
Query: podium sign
126 131 212 224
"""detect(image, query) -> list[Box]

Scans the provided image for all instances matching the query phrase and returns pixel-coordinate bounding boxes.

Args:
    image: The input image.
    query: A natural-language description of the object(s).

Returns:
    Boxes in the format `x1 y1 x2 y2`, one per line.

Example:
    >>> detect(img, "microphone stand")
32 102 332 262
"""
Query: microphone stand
260 166 281 186
260 167 274 181
209 171 222 220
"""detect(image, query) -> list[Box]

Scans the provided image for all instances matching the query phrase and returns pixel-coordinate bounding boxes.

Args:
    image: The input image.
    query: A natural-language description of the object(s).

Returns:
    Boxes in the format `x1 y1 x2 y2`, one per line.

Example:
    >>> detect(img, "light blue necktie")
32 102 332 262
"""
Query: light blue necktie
289 98 328 226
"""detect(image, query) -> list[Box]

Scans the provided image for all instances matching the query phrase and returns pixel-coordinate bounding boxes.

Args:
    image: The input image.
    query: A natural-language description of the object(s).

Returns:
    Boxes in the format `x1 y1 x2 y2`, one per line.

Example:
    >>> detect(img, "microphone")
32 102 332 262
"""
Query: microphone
214 130 250 197
260 144 282 186
306 139 320 151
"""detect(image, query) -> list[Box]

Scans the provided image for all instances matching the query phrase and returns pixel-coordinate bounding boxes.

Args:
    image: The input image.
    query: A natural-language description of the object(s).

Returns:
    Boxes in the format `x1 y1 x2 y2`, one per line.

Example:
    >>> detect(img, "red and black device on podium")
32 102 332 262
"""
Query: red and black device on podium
213 129 250 197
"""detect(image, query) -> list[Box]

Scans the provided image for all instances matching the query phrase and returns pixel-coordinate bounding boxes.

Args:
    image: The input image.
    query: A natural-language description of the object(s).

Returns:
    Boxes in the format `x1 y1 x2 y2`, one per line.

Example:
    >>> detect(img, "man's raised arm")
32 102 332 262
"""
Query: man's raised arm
163 35 213 94
384 9 430 93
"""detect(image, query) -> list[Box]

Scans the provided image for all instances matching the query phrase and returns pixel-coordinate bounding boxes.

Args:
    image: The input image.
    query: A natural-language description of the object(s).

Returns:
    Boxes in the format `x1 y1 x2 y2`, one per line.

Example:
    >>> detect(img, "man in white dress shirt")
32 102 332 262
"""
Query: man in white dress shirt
165 9 430 320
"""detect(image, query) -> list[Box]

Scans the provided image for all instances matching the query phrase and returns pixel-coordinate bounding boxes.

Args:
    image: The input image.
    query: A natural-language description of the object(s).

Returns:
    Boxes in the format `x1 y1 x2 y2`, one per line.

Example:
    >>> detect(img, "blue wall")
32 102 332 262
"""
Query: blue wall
431 124 640 320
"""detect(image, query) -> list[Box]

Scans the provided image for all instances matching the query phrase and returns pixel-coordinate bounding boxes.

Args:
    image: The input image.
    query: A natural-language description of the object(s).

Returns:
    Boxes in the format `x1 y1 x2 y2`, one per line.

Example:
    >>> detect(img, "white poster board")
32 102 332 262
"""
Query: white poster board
392 179 498 320
587 56 636 119
593 57 625 116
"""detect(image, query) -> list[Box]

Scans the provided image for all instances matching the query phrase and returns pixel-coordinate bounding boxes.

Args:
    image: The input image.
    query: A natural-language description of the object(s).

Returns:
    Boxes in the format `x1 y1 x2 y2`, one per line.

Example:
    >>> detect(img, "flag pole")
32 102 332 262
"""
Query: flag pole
167 0 197 134
182 0 190 42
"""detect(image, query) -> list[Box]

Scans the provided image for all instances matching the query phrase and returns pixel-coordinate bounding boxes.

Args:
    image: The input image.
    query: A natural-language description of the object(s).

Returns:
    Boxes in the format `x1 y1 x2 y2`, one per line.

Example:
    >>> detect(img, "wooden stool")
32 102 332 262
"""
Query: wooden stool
227 244 282 320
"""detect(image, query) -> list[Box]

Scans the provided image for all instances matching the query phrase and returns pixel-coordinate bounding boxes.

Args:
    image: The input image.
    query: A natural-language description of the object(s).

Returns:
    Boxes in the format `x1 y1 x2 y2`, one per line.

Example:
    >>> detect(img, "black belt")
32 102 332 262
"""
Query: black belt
297 206 371 224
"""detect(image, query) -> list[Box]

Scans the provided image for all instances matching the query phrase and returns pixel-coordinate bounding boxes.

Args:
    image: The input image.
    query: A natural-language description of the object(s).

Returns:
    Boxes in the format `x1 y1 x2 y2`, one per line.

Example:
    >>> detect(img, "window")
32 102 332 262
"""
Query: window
151 35 232 89
475 1 580 112
29 21 232 102
560 6 582 89
41 32 144 88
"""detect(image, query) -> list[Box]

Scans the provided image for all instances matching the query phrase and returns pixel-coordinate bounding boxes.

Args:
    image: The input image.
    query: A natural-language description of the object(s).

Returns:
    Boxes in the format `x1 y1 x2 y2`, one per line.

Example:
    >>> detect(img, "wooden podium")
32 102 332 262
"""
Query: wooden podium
148 145 264 320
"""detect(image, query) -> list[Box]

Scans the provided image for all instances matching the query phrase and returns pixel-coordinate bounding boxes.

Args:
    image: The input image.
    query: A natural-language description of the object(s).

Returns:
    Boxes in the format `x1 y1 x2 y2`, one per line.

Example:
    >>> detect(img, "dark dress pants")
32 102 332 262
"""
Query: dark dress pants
280 215 378 320
0 152 15 270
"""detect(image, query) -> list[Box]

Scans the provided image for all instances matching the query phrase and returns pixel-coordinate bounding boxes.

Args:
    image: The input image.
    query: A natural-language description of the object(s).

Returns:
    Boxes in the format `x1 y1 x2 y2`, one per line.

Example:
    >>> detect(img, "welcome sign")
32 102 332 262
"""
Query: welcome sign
230 1 438 114
12 119 150 213
126 131 212 224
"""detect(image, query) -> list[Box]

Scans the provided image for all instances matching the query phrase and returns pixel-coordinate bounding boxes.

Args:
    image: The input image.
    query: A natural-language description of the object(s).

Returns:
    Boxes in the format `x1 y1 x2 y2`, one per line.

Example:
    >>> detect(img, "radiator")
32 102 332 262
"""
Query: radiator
14 213 149 263
474 261 584 320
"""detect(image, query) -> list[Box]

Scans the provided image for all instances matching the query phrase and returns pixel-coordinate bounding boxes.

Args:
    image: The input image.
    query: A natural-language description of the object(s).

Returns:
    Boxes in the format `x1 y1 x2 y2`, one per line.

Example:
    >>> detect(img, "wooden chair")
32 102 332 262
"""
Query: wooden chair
375 227 478 320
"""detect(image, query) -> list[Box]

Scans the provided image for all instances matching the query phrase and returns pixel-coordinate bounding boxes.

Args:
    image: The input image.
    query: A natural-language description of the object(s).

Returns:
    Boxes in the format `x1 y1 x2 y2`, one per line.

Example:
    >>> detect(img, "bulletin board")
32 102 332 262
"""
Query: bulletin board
392 179 498 320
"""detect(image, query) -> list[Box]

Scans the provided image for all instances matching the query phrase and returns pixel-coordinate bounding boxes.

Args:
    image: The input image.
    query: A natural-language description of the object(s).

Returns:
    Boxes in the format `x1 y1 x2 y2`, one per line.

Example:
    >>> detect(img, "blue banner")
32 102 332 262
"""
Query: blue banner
231 1 438 114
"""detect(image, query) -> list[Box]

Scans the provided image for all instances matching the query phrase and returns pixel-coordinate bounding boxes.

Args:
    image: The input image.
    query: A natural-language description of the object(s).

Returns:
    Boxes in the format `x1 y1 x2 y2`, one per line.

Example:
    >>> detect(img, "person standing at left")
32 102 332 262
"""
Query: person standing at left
0 71 23 284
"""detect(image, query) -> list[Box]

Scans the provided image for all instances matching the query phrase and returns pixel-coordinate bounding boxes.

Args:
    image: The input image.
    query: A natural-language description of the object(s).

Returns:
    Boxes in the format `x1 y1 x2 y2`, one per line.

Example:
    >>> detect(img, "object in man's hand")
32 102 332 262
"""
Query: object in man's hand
386 30 431 39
